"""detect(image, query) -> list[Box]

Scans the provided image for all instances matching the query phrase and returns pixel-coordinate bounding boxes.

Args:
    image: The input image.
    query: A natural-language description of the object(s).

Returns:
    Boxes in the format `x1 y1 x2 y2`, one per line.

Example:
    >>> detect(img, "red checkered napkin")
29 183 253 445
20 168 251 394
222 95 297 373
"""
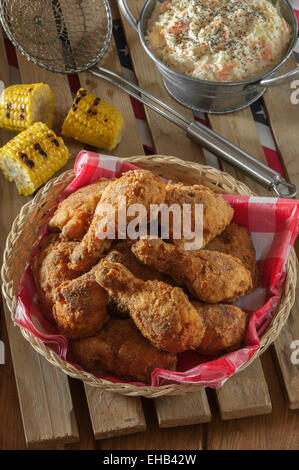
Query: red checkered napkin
15 151 299 388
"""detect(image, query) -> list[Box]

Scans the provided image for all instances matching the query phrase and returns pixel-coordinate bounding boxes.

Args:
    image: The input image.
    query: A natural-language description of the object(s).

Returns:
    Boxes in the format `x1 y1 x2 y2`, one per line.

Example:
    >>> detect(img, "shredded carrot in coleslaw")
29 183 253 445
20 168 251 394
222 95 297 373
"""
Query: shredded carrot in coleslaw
146 0 292 82
216 64 237 74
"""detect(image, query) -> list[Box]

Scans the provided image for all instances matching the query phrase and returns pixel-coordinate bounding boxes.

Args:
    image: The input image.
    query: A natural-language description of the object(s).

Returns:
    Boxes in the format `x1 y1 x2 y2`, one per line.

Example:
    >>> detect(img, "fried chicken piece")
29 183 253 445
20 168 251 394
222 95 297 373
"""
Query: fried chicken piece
132 238 252 303
165 182 234 249
109 241 173 282
53 267 108 340
192 302 247 356
70 319 177 383
70 170 166 271
49 178 115 240
31 234 81 322
205 223 260 292
104 241 175 317
95 260 205 353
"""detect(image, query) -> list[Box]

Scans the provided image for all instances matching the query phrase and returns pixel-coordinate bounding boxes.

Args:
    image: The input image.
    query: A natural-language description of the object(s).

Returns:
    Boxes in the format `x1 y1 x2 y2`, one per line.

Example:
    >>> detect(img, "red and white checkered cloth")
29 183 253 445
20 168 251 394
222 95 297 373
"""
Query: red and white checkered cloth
15 152 299 388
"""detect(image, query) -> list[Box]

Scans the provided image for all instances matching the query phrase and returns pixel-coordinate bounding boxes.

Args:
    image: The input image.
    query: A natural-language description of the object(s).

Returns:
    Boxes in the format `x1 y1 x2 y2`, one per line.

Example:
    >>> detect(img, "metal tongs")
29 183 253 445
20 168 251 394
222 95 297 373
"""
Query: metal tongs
91 66 296 198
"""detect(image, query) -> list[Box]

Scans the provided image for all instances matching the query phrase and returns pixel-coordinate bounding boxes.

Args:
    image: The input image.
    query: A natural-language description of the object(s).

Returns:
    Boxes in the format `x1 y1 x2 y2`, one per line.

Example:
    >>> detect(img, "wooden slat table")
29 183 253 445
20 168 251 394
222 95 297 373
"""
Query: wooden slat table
2 23 147 446
0 0 299 450
120 0 271 422
207 108 272 419
263 57 299 410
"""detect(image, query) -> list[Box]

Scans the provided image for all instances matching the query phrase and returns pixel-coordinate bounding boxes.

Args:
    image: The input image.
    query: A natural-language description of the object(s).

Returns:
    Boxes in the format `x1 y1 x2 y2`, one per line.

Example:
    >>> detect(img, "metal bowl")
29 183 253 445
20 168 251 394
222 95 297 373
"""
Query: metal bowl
119 0 299 114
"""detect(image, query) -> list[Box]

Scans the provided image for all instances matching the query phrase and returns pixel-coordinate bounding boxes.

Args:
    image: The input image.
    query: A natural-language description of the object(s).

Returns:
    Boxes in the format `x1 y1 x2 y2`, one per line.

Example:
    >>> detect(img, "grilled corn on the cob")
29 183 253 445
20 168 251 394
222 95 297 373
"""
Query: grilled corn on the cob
61 88 124 151
0 122 69 196
0 83 55 132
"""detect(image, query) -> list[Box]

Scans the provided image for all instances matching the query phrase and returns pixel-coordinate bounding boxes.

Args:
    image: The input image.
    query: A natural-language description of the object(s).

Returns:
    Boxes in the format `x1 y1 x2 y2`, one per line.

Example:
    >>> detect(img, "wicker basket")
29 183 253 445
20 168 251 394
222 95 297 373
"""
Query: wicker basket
1 155 297 398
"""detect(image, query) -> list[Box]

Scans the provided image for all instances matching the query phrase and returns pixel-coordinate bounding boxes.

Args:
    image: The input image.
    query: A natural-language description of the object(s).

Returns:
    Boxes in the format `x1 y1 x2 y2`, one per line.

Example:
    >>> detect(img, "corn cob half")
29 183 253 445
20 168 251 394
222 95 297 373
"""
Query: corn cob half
0 122 69 196
61 88 124 151
0 83 55 132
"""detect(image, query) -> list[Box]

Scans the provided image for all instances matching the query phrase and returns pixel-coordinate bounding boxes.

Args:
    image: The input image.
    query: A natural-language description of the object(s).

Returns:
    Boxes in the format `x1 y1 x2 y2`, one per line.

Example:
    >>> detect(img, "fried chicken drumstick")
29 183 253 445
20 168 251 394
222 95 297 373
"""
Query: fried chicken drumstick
132 238 252 303
104 241 175 317
53 268 108 340
205 222 260 292
70 319 177 383
70 170 166 272
192 302 247 356
49 178 115 240
95 260 205 353
165 182 234 248
31 234 81 321
105 241 173 283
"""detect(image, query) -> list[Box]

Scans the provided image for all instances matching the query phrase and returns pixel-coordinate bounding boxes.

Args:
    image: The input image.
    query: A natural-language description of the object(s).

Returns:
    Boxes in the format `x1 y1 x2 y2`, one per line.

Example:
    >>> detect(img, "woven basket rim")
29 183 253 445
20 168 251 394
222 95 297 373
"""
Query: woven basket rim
1 154 297 398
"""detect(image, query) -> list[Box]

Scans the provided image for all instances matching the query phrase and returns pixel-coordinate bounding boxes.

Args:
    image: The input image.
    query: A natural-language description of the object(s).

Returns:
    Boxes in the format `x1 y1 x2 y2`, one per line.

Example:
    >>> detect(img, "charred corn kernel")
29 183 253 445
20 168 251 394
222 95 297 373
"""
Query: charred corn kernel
0 83 55 132
0 122 69 196
61 88 124 151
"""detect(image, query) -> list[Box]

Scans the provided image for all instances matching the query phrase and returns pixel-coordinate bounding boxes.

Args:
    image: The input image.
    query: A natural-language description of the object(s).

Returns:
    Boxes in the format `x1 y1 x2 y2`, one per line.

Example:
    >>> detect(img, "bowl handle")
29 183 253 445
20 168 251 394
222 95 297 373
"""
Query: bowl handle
118 0 138 31
258 65 299 88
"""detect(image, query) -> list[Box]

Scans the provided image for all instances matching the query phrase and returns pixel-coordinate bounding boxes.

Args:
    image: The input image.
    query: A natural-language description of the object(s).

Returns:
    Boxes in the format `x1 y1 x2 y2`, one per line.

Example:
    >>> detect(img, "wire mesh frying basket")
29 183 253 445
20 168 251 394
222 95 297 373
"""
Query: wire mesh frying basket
0 0 112 73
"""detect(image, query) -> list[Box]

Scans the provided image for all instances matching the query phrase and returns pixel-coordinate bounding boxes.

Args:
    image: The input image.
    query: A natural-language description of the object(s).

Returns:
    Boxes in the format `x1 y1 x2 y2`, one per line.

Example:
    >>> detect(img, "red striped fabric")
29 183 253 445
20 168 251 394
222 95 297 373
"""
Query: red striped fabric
4 39 18 68
130 96 147 121
68 74 81 94
263 146 285 177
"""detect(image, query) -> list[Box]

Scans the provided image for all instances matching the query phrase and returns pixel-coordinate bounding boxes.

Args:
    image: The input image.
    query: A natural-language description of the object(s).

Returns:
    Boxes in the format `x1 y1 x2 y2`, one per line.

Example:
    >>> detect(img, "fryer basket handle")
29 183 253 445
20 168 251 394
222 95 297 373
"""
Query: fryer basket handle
118 0 138 31
187 122 297 198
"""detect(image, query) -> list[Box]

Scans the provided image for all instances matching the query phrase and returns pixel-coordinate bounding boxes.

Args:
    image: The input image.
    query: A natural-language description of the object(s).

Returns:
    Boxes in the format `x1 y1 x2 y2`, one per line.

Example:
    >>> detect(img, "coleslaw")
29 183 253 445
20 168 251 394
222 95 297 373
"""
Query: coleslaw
146 0 292 81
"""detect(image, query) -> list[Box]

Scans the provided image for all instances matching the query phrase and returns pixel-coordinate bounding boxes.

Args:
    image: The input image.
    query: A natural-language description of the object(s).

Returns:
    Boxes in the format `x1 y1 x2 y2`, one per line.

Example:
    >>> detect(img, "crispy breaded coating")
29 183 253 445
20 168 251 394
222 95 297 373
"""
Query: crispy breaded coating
132 238 252 303
70 170 166 272
109 241 173 283
49 178 115 240
95 260 205 353
192 302 247 356
70 319 177 383
31 234 81 321
104 241 175 317
165 182 234 248
205 223 260 292
53 268 108 340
